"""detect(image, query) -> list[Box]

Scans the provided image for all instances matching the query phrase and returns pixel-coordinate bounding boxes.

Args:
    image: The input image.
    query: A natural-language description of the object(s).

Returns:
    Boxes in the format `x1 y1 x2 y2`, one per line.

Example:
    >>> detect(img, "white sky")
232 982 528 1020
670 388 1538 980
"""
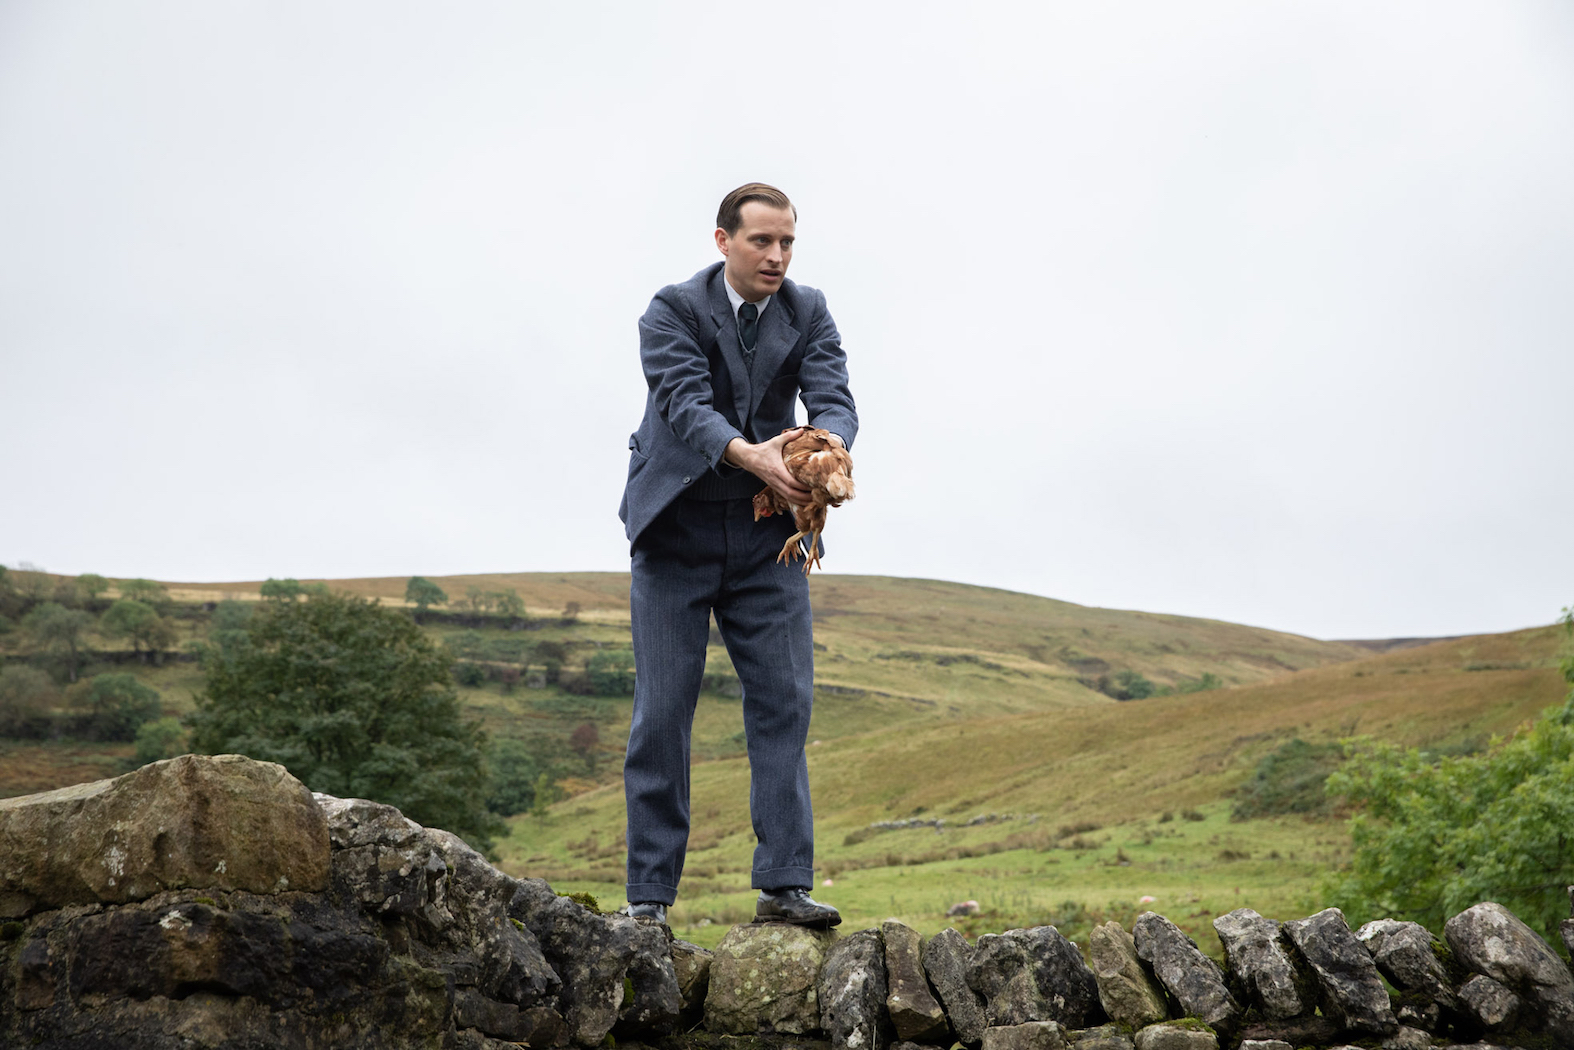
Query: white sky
3 2 1571 641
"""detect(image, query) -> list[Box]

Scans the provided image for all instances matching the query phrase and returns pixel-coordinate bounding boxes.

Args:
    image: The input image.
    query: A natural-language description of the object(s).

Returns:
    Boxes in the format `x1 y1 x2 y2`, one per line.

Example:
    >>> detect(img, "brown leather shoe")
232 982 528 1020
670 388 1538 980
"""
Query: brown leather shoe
754 887 841 928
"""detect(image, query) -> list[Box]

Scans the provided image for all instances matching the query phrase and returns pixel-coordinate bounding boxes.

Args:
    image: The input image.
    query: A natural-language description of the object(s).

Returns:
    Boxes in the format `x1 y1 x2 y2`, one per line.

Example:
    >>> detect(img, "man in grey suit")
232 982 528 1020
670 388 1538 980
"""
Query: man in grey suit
618 183 857 927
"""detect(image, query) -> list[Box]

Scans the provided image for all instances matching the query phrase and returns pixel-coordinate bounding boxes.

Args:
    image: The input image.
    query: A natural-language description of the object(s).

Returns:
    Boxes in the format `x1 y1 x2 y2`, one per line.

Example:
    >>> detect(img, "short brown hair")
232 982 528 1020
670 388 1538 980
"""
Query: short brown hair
716 182 796 234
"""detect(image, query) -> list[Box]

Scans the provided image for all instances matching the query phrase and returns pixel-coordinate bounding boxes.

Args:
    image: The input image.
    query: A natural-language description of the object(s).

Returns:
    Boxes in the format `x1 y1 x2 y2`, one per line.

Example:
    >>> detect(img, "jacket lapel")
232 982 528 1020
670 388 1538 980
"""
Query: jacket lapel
746 292 799 421
707 270 752 425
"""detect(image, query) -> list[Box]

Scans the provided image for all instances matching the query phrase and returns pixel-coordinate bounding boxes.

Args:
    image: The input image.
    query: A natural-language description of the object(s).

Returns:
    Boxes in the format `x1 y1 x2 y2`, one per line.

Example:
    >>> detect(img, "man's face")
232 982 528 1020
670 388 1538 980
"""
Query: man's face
716 202 795 303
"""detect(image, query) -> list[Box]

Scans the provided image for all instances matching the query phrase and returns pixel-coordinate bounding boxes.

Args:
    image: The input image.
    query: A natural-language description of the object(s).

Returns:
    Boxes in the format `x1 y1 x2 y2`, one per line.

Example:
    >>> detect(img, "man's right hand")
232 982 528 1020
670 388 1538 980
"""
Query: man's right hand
724 429 811 505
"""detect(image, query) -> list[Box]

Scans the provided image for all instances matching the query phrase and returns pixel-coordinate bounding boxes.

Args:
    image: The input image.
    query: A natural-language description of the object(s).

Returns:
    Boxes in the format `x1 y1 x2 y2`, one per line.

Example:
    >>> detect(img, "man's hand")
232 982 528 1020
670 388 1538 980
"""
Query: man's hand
725 428 811 505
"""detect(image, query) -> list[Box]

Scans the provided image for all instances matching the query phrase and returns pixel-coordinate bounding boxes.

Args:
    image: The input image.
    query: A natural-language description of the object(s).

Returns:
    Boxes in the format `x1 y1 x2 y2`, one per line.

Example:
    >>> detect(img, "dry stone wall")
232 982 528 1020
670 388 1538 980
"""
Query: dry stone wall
2 755 1573 1049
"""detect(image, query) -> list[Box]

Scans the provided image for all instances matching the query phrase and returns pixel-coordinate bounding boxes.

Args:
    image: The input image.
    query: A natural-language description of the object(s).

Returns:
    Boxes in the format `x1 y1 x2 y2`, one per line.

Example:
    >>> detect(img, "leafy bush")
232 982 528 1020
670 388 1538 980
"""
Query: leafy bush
69 673 162 741
486 737 550 816
587 649 636 696
454 662 487 687
1326 608 1574 942
1231 737 1345 820
0 666 58 737
189 591 501 851
134 716 189 765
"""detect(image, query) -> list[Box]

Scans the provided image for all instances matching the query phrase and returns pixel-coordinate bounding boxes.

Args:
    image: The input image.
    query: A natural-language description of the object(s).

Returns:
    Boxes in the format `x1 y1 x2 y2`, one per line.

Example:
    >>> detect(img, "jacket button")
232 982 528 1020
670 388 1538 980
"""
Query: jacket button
682 476 691 484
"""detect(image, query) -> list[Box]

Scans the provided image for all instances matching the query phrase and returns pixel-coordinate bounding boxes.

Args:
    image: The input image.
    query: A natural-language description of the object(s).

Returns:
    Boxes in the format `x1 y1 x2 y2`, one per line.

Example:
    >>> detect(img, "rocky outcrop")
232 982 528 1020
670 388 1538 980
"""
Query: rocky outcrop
0 753 329 917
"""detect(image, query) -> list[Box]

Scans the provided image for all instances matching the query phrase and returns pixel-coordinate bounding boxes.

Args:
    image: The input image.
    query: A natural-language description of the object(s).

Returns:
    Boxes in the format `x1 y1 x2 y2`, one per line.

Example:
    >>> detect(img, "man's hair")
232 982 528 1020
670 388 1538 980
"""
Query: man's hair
716 183 796 235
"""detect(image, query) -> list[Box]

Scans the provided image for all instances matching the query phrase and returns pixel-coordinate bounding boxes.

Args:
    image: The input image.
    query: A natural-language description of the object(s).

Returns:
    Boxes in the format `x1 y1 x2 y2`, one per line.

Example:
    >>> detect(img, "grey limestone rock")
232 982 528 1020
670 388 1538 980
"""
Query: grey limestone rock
1281 908 1397 1035
1237 1041 1291 1050
1396 1001 1441 1032
1459 973 1521 1032
1132 912 1239 1034
1068 1023 1135 1050
672 938 714 1023
882 919 949 1043
1379 1025 1432 1050
925 926 988 1048
968 925 1104 1029
1354 918 1457 1012
0 754 330 918
820 927 893 1050
509 881 676 1044
704 921 837 1034
1213 909 1311 1020
982 1020 1068 1050
1133 1022 1218 1050
1088 920 1167 1028
1446 901 1574 1043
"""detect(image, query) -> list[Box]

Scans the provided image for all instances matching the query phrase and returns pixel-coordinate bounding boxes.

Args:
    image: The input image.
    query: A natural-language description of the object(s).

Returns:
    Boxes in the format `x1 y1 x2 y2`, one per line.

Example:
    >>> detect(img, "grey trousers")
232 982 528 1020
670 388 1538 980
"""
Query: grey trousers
624 495 816 905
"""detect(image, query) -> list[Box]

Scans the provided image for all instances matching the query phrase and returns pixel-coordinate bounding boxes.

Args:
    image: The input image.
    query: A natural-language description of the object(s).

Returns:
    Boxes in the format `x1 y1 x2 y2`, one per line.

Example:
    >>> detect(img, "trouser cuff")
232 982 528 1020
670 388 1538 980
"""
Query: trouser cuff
625 883 677 907
751 866 815 891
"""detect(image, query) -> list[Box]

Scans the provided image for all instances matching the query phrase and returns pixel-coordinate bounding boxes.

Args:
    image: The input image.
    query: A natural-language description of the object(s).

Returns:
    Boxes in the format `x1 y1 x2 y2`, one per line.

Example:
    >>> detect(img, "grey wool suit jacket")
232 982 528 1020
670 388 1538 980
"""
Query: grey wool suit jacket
619 261 859 549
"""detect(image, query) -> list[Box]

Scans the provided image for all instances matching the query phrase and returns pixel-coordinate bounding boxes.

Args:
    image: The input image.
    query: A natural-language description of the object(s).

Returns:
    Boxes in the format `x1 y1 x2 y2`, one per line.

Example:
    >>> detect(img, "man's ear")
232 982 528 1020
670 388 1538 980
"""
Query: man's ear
714 227 731 257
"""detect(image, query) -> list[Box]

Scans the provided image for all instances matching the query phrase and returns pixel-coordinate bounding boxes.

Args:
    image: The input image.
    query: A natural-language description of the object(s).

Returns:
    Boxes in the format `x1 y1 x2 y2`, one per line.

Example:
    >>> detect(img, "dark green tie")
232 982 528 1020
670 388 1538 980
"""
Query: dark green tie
739 302 759 354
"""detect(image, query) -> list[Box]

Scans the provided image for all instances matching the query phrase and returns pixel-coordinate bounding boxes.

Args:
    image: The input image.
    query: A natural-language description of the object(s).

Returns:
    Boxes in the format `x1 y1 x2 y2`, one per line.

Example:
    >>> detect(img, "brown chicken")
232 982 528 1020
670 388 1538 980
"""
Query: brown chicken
751 427 856 575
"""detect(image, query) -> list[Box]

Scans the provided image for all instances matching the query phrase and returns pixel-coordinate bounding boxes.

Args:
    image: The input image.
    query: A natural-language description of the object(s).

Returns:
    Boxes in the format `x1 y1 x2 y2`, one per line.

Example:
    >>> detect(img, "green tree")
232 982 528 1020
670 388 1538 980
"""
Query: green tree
206 600 255 655
492 590 526 620
133 716 189 765
75 574 111 603
118 578 169 609
259 578 303 601
486 737 546 816
23 602 95 682
101 599 177 660
70 673 162 741
0 666 57 737
189 591 501 850
588 649 636 696
405 576 448 615
1325 607 1574 942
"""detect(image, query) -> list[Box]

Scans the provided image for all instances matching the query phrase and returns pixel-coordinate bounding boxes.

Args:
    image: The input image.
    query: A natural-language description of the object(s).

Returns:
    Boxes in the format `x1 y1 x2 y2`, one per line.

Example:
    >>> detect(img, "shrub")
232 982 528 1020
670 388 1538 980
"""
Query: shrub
69 673 162 741
1231 737 1345 820
587 649 636 696
134 716 189 765
454 662 487 687
0 666 58 738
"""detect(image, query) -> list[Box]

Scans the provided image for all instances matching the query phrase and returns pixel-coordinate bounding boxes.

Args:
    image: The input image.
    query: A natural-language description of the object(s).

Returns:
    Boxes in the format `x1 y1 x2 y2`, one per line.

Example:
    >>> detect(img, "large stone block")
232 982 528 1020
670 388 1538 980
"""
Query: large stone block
1281 908 1396 1035
924 926 988 1048
1445 901 1574 1043
967 926 1103 1030
883 919 948 1043
1354 919 1457 1012
1132 912 1239 1035
705 922 837 1034
0 754 329 918
1213 909 1311 1020
982 1020 1067 1050
1133 1022 1217 1050
821 927 893 1050
1089 920 1167 1027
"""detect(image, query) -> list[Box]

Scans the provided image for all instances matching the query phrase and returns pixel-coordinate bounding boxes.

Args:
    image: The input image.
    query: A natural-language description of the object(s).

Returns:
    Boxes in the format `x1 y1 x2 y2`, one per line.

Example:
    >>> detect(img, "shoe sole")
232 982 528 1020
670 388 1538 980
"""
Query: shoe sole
751 914 842 930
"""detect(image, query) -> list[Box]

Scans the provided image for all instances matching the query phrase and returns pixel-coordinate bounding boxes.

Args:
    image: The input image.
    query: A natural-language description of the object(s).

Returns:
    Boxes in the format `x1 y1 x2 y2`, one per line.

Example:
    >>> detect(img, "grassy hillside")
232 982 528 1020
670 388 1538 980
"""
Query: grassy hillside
3 569 1563 958
495 624 1565 952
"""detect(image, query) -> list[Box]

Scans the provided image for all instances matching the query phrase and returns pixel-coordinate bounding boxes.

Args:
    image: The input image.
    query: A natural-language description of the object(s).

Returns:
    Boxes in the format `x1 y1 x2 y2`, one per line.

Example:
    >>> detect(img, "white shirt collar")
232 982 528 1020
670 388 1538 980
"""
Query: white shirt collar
722 268 771 320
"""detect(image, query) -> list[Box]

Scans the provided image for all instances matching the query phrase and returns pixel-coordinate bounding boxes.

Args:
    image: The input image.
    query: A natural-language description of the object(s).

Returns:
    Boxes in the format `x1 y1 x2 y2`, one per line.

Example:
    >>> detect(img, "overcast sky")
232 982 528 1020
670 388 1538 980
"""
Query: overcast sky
3 2 1570 641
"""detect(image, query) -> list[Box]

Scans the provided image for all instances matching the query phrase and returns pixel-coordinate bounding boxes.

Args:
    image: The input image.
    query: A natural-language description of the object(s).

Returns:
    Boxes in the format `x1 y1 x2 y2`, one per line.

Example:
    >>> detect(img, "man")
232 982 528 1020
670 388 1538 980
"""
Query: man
618 183 858 928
